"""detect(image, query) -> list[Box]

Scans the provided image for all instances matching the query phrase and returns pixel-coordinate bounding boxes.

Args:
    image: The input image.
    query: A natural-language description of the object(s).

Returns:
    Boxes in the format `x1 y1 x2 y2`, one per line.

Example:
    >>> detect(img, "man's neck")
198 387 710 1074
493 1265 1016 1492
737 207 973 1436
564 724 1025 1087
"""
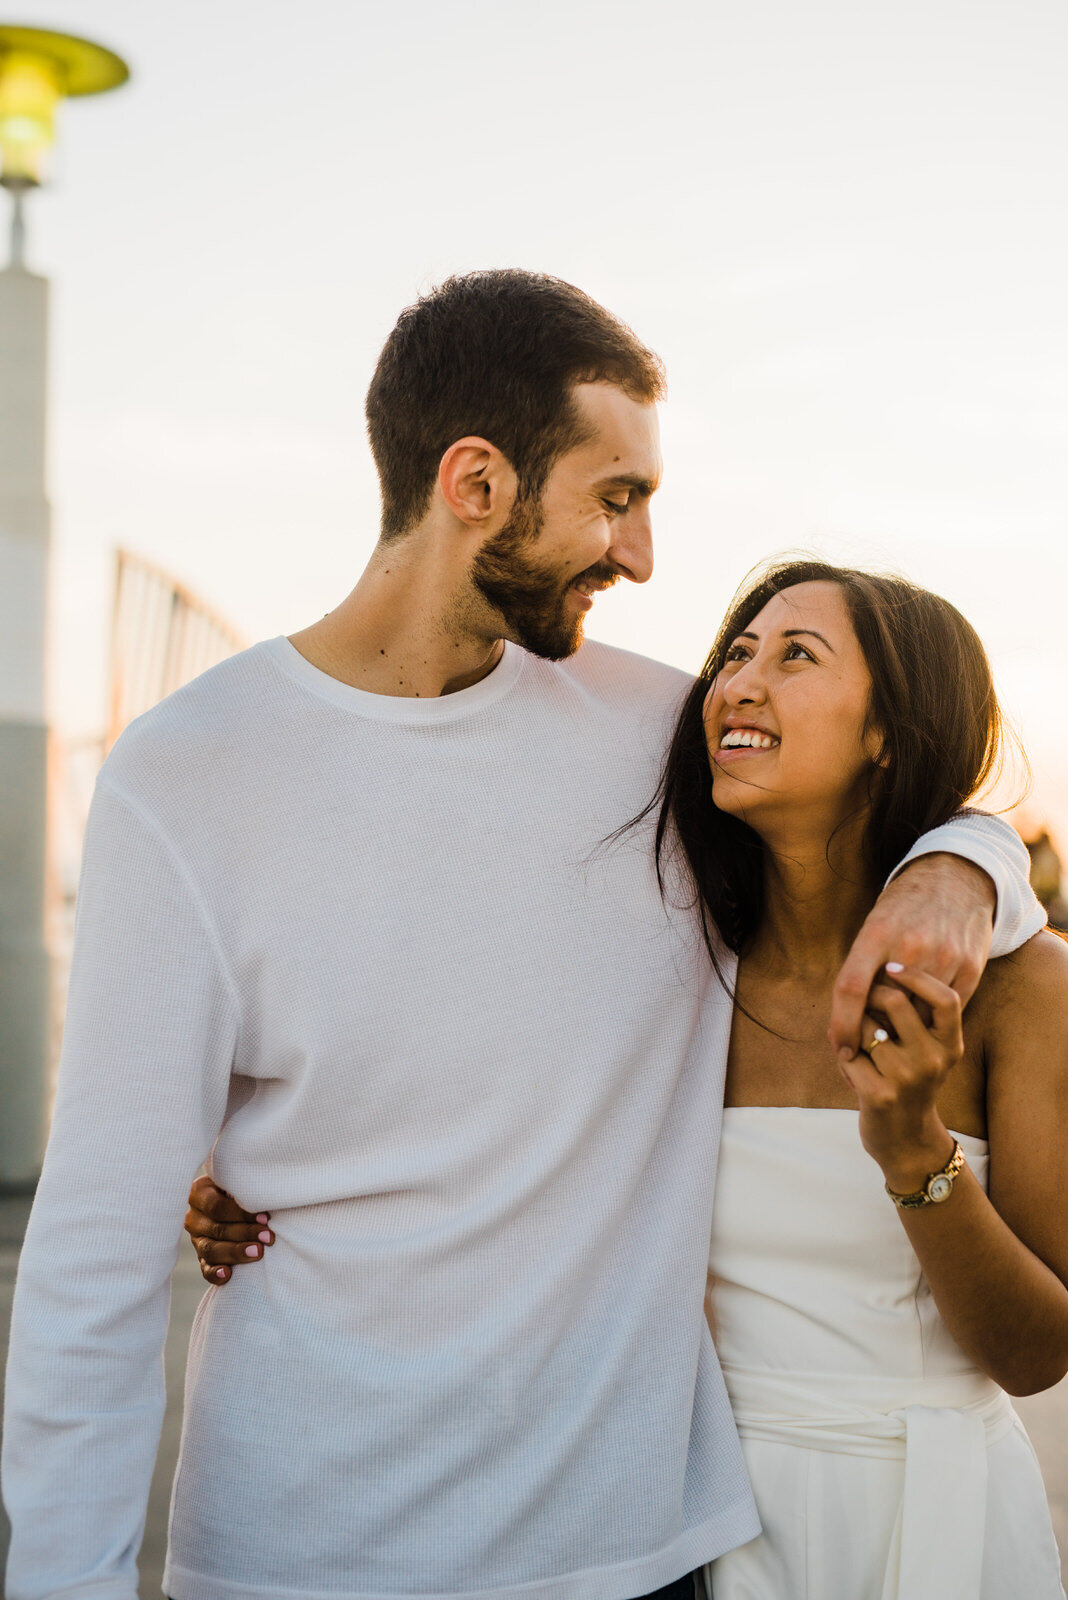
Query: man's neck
287 535 507 699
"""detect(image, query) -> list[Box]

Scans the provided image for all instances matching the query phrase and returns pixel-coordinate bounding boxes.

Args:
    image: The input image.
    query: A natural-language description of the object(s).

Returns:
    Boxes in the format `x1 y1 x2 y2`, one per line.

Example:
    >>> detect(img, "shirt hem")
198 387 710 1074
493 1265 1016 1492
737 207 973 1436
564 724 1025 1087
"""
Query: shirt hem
163 1499 762 1600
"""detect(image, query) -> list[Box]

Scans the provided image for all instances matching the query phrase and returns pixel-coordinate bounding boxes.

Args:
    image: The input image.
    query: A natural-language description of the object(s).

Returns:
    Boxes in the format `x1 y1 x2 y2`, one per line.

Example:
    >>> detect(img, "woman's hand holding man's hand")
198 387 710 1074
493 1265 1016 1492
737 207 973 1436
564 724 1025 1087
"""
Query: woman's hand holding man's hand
840 962 965 1194
828 852 993 1059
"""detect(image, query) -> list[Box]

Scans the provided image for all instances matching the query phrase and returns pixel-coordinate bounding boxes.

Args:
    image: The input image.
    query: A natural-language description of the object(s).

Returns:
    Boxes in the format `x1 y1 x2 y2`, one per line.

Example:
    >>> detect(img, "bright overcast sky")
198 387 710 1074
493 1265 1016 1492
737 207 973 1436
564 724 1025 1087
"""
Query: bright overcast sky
13 0 1068 842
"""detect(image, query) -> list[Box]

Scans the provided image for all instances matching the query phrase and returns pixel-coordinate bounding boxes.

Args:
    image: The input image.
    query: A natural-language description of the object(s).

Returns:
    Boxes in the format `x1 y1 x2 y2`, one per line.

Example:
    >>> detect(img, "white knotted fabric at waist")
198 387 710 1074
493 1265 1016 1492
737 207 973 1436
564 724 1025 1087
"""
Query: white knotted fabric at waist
720 1362 1018 1600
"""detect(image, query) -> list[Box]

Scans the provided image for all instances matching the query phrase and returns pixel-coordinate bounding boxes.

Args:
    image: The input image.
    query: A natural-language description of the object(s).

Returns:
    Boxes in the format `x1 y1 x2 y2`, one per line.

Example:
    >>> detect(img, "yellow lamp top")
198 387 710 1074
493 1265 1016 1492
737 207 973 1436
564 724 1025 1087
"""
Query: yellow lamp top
0 25 128 189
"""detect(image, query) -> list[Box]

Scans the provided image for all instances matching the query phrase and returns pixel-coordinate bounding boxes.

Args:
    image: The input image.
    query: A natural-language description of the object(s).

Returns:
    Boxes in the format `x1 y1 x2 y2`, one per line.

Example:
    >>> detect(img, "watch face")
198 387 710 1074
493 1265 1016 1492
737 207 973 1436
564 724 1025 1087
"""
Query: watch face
928 1173 953 1203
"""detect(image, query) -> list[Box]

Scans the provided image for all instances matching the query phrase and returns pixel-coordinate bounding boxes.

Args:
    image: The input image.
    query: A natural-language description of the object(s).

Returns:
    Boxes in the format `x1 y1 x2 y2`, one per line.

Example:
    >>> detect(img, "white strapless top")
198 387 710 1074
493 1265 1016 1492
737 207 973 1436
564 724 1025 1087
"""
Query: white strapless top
707 1108 1065 1600
709 1105 991 1380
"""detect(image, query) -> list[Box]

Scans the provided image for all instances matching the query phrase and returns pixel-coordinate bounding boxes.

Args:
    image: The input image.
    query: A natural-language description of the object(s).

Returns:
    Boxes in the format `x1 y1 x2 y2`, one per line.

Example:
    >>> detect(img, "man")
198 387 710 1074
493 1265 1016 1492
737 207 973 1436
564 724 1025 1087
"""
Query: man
3 270 1043 1600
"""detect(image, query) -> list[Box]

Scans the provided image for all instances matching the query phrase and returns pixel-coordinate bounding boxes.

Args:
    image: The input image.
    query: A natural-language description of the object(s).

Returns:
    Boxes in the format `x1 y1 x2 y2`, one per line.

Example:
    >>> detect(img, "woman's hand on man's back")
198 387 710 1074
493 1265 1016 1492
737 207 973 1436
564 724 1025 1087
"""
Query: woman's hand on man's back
185 1174 273 1283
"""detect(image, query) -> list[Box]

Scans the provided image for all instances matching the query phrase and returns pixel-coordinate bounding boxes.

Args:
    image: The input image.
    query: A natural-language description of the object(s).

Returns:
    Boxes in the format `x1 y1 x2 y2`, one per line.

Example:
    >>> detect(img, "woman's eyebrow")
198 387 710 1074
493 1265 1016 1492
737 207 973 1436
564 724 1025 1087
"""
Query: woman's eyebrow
783 628 835 653
732 628 836 652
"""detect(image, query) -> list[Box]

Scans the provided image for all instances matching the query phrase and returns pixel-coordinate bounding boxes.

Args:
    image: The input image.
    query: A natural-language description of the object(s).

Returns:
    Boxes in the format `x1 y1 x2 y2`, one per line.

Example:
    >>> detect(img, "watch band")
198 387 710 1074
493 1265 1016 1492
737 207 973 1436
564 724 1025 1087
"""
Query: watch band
885 1139 966 1209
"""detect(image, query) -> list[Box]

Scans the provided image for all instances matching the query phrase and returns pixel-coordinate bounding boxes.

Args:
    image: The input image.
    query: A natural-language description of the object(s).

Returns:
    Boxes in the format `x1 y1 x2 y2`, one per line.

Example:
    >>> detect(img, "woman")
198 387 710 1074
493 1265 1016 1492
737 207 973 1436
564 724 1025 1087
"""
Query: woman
189 559 1068 1598
659 558 1068 1598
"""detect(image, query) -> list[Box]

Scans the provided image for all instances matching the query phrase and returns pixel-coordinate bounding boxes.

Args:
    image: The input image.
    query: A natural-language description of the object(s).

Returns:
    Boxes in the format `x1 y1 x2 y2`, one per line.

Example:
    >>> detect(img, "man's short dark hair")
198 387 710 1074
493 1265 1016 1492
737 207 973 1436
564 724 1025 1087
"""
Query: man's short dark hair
365 269 666 539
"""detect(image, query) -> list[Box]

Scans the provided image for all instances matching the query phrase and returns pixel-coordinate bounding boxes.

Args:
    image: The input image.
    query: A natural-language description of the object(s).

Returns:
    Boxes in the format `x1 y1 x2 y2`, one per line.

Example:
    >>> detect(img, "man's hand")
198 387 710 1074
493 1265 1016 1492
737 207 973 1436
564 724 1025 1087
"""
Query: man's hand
184 1175 273 1284
829 853 995 1061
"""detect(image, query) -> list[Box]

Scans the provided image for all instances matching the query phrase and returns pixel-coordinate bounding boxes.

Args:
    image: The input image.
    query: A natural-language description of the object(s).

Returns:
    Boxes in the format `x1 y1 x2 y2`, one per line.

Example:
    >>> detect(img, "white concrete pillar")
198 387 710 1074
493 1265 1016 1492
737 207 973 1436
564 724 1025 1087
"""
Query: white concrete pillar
0 244 52 1188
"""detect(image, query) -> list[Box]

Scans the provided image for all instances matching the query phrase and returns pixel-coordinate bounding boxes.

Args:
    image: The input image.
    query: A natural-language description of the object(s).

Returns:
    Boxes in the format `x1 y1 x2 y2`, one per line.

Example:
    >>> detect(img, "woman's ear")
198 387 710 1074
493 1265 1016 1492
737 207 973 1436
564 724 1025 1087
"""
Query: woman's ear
864 719 891 770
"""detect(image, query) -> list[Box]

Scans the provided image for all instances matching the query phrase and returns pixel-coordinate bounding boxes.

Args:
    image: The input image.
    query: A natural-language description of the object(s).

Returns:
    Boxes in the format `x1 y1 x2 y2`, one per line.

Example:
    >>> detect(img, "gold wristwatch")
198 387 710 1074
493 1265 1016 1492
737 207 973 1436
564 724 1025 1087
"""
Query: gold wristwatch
885 1140 966 1209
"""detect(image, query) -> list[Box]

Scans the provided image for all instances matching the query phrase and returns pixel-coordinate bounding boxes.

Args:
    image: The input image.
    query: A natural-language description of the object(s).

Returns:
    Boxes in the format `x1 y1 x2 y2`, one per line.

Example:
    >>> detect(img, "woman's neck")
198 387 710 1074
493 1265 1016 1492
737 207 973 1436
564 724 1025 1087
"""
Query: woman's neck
746 818 880 984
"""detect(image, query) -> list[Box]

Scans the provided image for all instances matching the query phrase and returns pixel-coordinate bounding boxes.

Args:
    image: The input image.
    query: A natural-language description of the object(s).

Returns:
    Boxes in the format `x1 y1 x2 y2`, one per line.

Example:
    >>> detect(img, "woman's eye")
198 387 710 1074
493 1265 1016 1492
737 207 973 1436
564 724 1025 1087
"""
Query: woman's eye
724 646 750 663
783 641 815 661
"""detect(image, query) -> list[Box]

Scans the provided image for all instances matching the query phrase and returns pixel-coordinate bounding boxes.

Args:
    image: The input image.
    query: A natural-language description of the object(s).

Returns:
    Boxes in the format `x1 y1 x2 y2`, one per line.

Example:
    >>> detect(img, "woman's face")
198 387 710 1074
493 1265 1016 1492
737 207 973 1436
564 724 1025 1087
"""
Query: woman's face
702 581 883 836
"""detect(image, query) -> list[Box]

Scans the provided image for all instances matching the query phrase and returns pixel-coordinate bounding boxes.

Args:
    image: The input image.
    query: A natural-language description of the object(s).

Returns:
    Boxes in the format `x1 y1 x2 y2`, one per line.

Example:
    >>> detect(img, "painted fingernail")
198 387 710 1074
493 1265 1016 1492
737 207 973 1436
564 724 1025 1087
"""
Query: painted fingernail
245 1244 260 1257
885 961 905 973
256 1213 269 1223
258 1230 272 1243
216 1268 227 1280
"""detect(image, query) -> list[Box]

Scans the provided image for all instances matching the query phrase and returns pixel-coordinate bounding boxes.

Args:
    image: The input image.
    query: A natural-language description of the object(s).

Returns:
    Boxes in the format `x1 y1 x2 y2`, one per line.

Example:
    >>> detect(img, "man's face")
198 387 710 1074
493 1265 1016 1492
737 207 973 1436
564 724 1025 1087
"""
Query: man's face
471 383 662 660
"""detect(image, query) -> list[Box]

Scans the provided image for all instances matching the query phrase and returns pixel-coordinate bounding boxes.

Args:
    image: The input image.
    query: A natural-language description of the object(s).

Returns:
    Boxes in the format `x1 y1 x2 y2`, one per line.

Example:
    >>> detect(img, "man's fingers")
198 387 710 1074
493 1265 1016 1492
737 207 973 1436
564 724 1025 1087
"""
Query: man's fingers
947 949 984 1008
829 940 883 1057
832 852 996 1054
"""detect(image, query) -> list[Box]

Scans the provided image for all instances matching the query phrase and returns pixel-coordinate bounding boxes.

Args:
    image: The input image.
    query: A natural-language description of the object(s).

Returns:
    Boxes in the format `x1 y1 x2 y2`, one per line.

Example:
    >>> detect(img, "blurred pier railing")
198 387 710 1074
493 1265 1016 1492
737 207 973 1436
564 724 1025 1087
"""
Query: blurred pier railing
105 547 247 752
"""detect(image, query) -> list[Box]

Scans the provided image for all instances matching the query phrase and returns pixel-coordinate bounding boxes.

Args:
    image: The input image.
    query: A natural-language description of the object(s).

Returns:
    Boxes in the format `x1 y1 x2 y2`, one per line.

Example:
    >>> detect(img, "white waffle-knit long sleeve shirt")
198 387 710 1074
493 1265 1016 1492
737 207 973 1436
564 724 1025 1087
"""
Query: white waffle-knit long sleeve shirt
2 636 1045 1600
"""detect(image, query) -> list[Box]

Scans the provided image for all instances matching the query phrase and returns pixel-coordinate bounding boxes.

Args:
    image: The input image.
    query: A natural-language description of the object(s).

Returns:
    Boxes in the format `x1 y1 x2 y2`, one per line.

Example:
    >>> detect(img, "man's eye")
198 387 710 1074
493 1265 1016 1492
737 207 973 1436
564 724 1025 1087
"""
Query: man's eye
603 499 628 515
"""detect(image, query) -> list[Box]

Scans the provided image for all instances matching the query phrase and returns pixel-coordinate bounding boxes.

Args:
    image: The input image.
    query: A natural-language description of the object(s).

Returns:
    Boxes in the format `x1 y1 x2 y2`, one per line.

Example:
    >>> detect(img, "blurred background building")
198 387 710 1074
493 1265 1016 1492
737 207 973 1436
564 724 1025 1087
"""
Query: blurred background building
1026 830 1068 934
0 24 128 1187
0 26 243 1188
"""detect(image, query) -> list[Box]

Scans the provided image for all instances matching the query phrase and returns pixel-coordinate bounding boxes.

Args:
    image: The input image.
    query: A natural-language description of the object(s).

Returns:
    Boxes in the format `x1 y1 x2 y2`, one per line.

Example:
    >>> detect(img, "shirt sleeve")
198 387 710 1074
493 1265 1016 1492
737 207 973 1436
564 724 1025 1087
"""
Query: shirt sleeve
2 779 239 1600
887 809 1047 958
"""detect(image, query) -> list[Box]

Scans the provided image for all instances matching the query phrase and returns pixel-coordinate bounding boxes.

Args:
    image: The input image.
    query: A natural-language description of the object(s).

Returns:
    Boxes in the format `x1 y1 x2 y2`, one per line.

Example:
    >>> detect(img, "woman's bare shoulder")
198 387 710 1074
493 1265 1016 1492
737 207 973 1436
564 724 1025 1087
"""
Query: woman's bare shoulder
983 926 1068 989
971 928 1068 1050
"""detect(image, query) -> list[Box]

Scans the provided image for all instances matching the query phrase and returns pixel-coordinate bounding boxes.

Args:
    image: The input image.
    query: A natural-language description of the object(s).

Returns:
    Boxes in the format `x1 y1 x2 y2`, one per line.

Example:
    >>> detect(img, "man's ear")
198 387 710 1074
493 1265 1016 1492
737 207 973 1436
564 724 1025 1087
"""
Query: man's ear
438 437 517 527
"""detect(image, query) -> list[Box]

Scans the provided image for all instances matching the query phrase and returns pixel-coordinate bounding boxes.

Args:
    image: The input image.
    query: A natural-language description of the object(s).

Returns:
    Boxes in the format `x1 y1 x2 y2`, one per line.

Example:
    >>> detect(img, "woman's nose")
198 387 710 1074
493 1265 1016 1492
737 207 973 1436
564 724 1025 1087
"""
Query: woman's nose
724 663 766 705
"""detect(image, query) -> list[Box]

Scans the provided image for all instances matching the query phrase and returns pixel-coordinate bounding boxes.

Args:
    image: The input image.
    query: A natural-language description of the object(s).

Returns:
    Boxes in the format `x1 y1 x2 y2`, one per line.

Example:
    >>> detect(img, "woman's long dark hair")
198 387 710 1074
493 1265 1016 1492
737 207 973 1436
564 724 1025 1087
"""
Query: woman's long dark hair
638 558 1018 977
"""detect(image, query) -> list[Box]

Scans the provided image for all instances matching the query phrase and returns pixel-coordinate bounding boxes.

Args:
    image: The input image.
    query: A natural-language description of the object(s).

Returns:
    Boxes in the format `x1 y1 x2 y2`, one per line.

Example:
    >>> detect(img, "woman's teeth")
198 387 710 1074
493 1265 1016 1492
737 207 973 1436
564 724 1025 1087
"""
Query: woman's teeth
719 730 778 750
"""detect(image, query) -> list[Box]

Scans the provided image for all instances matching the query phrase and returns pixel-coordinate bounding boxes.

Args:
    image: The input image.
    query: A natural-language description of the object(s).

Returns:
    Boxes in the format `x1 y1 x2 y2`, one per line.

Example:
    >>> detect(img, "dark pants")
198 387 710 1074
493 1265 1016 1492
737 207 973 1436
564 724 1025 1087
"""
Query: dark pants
634 1572 707 1599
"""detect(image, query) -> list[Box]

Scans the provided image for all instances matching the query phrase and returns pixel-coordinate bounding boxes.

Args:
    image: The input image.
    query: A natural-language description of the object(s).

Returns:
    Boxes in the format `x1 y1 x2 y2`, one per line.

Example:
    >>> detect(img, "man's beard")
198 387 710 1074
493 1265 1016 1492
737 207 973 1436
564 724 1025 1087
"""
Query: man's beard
470 494 616 661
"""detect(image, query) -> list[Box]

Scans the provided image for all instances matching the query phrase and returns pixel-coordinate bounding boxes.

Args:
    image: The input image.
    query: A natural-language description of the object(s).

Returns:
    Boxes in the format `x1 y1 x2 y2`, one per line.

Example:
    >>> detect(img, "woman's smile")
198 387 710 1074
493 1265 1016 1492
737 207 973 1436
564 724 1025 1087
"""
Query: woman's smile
717 722 781 754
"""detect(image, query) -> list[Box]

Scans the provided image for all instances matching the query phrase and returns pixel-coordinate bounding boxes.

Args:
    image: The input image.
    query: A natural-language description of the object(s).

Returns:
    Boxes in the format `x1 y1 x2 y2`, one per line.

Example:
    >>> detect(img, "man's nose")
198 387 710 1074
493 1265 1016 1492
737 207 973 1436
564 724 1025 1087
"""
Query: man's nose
608 505 654 585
